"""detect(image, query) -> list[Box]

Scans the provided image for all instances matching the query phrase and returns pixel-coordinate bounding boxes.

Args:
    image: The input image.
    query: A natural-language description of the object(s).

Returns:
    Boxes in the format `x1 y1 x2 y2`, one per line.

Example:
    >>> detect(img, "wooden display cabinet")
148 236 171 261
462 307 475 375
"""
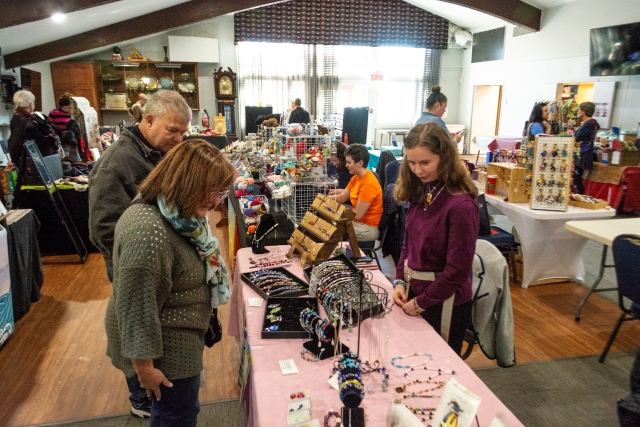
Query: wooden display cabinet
96 60 199 113
50 62 101 115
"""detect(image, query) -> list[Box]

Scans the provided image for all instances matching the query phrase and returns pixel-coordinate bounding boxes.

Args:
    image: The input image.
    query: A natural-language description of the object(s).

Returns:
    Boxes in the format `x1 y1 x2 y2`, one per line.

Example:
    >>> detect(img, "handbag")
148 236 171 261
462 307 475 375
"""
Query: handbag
204 308 223 348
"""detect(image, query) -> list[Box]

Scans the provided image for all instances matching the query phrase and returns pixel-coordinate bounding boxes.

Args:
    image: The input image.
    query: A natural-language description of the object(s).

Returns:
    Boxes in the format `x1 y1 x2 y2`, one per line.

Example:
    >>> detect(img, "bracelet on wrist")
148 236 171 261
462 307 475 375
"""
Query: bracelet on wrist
392 280 406 289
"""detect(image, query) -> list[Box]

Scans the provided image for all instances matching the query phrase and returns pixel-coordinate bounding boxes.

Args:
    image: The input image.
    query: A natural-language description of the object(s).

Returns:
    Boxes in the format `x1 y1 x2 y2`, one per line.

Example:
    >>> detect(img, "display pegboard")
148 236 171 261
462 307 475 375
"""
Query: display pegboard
530 135 575 211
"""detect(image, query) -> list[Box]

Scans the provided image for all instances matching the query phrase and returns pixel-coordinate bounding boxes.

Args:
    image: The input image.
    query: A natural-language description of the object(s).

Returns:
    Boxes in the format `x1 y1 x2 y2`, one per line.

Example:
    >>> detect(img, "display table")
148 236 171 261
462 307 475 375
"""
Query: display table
473 136 521 153
377 128 409 147
228 245 523 427
4 210 43 321
583 163 640 209
485 196 616 288
367 148 403 172
565 218 640 320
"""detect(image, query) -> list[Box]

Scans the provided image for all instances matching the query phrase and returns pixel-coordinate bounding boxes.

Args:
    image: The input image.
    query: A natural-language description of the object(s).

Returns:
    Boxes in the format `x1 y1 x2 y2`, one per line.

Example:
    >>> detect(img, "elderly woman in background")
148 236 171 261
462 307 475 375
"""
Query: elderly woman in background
105 139 235 426
392 122 479 355
7 90 36 175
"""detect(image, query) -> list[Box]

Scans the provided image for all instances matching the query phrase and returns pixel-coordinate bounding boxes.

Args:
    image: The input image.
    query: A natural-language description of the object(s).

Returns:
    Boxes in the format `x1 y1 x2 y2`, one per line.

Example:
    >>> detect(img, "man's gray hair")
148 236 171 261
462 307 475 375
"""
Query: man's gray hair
144 90 192 124
13 90 35 109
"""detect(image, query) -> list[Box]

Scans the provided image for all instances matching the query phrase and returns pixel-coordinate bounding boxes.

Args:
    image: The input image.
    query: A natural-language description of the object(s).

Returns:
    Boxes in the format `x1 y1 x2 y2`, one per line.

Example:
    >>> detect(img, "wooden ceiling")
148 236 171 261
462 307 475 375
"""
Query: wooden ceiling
2 0 541 69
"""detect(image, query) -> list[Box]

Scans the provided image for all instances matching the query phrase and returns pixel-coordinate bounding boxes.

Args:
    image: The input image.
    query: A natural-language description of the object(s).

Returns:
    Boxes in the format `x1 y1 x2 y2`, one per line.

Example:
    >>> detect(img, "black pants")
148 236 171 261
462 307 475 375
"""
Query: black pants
573 165 584 195
408 288 473 355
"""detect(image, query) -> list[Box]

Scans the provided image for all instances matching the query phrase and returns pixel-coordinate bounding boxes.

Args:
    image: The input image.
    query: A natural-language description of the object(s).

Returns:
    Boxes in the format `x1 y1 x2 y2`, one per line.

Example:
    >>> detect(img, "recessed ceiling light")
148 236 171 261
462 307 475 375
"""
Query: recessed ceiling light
51 13 65 23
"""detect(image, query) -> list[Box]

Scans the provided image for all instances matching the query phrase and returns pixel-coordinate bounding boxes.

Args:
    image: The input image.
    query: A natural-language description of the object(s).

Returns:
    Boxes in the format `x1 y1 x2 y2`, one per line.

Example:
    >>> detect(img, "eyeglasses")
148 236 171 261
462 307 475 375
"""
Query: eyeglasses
210 189 230 202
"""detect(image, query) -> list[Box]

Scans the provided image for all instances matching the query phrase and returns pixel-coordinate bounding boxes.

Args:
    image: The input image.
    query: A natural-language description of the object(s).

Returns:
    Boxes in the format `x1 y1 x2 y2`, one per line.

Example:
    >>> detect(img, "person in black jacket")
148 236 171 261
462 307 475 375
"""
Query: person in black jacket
288 98 310 125
569 102 600 194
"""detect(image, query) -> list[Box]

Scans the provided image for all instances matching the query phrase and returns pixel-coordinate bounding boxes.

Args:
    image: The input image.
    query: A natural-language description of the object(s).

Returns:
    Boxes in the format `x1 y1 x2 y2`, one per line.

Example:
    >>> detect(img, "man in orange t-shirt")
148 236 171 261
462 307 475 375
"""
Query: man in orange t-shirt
331 144 383 241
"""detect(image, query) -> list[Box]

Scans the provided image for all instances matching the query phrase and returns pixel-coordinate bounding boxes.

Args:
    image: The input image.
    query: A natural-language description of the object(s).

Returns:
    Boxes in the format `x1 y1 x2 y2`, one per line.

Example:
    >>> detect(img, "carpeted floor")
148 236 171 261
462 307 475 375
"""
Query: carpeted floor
474 352 636 427
30 399 243 427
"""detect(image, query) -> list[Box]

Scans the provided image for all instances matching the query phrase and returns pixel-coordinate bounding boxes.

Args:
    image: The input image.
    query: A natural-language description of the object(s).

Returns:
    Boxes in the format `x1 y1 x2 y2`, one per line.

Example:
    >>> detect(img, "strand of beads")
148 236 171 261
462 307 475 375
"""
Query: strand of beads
390 352 433 369
324 409 341 427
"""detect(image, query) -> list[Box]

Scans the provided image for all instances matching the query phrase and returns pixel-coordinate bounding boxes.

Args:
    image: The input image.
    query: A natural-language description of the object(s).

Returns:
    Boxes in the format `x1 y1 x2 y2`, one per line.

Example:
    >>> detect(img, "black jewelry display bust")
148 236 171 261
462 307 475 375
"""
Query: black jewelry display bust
302 324 349 361
252 214 278 254
341 407 364 427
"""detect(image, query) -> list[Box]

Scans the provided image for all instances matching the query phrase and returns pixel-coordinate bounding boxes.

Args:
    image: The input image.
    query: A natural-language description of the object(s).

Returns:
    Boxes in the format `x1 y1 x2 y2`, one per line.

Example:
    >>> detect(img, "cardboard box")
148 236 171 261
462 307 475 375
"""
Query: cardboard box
486 163 529 203
610 150 640 167
510 253 523 284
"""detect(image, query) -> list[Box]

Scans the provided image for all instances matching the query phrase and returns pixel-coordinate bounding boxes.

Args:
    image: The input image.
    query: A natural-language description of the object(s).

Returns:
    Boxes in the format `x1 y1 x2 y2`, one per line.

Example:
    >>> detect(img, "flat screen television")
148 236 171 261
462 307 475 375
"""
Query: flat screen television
590 21 640 76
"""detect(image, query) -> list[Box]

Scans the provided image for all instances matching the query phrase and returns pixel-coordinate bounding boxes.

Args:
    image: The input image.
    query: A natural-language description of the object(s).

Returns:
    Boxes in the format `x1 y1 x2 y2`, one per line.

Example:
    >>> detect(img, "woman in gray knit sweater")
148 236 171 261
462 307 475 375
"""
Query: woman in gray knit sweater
105 139 235 426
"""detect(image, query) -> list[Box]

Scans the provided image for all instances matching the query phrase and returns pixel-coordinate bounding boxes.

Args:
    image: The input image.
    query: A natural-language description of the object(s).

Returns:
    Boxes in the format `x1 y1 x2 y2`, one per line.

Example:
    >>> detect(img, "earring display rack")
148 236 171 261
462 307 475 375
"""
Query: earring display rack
287 194 362 265
530 135 575 211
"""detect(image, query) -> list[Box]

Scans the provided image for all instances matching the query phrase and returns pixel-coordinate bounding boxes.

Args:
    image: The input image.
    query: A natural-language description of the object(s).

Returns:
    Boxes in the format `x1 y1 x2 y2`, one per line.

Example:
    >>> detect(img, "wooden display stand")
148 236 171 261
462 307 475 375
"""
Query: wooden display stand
486 163 529 203
287 194 362 265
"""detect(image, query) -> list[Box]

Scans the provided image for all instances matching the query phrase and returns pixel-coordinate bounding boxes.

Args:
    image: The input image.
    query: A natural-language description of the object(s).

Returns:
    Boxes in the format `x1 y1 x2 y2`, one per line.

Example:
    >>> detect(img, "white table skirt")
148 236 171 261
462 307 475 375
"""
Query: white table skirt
485 196 616 288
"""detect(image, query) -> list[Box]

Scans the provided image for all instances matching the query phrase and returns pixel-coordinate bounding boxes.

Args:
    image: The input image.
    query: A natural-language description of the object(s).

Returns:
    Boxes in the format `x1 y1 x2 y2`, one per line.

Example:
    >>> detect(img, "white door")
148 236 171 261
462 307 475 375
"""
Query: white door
469 85 503 154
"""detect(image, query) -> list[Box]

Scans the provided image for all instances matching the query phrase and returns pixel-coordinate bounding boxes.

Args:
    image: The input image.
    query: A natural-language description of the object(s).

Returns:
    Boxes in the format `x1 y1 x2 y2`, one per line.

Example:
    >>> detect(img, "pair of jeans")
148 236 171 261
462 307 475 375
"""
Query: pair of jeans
127 374 200 427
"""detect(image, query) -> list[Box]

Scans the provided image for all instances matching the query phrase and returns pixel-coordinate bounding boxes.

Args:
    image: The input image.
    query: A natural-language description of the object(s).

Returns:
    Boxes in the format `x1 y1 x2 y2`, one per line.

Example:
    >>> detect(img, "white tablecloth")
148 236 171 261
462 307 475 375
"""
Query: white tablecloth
485 197 616 288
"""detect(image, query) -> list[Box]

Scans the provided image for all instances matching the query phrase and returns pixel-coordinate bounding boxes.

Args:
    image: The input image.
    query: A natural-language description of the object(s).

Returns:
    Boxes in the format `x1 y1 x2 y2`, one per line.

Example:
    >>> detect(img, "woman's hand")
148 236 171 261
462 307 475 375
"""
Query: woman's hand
5 161 16 172
402 298 420 317
393 284 408 306
133 360 173 400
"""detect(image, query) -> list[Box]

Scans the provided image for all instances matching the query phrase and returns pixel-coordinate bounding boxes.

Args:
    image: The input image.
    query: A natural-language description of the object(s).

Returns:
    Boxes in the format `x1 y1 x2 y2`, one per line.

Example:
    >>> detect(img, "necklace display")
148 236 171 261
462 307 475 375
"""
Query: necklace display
423 182 445 211
249 249 283 263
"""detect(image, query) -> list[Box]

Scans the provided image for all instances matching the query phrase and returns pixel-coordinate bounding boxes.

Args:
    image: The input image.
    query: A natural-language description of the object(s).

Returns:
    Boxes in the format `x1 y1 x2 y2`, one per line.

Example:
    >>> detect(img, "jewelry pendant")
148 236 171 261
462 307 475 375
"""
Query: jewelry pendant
426 193 432 204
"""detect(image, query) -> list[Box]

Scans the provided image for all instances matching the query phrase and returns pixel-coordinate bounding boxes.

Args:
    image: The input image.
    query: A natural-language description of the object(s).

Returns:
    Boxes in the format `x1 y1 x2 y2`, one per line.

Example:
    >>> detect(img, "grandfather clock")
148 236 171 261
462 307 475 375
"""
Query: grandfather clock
214 67 238 142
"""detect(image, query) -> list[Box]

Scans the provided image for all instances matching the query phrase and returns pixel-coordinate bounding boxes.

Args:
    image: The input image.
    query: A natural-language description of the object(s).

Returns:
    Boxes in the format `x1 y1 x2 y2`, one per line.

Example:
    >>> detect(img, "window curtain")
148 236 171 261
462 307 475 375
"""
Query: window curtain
419 49 442 120
234 0 449 50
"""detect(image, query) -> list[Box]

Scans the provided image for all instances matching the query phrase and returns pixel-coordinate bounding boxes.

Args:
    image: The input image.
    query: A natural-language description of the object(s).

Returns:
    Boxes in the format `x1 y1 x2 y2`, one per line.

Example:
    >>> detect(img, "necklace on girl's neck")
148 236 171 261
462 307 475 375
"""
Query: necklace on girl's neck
424 183 445 211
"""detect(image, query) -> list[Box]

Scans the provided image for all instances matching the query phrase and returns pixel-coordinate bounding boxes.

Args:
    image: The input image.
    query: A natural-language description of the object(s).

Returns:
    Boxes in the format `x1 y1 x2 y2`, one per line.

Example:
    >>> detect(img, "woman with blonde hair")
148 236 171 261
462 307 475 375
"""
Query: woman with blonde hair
392 122 479 354
128 104 144 125
105 139 235 425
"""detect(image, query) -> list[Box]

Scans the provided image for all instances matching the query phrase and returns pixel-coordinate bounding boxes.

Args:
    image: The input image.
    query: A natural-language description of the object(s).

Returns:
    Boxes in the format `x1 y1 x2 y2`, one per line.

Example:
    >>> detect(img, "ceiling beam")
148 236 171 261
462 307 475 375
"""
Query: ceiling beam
441 0 541 31
3 0 286 69
0 0 122 30
4 0 542 69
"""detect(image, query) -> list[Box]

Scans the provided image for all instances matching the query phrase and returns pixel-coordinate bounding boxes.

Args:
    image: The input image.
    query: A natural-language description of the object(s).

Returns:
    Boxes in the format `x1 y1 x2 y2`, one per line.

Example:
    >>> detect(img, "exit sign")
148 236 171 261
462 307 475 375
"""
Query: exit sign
370 74 384 81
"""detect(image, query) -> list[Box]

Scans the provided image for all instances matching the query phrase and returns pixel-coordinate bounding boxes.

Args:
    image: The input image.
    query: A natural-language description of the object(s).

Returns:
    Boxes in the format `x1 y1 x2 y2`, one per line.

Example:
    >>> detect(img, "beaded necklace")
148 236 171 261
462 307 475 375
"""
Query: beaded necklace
390 352 433 369
395 380 445 394
403 367 456 383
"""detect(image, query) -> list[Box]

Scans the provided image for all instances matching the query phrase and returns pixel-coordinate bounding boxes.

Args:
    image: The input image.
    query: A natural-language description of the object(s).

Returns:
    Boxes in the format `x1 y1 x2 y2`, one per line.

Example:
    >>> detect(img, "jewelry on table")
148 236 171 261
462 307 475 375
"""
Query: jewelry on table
403 366 456 383
324 409 341 427
390 352 434 369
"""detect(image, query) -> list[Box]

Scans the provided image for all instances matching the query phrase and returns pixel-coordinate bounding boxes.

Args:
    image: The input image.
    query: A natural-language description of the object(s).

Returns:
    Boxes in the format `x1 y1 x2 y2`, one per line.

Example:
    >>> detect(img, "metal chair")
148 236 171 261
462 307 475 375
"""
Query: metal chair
599 234 640 363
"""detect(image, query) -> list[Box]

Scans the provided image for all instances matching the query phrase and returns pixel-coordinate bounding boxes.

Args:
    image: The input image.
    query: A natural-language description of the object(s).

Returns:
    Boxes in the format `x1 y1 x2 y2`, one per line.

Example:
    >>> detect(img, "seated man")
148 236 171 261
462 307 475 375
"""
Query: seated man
331 144 383 241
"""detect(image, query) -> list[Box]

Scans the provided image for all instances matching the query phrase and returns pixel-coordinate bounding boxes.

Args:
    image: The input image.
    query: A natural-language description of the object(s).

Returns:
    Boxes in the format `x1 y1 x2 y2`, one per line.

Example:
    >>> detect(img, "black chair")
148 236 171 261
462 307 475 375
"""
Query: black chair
599 234 640 363
477 194 519 282
358 170 386 267
384 160 400 188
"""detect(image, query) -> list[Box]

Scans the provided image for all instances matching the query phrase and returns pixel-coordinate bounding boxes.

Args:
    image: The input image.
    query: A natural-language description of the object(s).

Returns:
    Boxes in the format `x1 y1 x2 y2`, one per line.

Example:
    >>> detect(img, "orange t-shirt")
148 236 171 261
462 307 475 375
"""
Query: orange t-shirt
346 170 383 228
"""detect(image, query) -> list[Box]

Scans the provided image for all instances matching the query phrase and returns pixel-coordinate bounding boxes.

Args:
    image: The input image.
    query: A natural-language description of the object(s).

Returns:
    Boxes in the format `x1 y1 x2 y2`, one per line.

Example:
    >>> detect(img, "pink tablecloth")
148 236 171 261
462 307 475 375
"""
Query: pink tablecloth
228 246 523 427
474 136 521 153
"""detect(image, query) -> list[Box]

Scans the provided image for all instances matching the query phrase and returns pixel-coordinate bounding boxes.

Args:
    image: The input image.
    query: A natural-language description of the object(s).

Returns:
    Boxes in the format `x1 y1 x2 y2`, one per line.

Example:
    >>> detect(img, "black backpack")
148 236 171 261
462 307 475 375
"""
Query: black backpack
25 113 62 157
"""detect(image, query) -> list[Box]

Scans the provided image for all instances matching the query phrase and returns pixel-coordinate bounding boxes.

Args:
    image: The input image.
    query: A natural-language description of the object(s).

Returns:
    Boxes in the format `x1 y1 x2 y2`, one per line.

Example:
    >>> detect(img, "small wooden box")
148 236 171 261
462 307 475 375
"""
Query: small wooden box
568 200 609 210
486 163 529 203
610 150 640 167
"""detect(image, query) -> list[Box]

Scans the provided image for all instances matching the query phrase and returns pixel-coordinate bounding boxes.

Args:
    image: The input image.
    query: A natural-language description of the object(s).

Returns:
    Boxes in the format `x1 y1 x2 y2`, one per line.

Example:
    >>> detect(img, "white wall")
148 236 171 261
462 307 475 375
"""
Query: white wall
440 48 464 124
458 0 640 136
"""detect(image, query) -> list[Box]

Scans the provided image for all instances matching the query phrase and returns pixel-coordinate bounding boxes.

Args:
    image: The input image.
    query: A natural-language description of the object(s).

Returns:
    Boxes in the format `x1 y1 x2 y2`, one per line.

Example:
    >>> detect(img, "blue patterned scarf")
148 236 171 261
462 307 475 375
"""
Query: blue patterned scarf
157 196 230 308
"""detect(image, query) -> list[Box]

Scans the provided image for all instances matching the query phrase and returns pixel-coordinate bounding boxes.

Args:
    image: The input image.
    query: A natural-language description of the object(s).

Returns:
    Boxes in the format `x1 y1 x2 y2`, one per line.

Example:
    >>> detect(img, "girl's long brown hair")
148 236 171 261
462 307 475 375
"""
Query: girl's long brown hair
394 122 478 204
139 139 235 217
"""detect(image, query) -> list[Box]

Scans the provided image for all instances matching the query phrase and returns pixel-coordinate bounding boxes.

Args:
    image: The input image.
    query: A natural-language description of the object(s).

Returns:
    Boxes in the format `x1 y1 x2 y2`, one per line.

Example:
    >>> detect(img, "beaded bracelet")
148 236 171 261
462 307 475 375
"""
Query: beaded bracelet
324 409 341 427
392 279 406 289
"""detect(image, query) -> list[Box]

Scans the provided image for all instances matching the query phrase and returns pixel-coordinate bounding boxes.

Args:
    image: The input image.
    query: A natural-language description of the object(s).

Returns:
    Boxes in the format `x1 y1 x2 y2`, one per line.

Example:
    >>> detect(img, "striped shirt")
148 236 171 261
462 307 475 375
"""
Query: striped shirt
48 108 71 129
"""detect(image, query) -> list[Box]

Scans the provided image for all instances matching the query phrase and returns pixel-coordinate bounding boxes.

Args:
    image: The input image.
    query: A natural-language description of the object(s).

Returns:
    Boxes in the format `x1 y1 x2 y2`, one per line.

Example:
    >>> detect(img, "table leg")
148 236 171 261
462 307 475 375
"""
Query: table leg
574 244 617 321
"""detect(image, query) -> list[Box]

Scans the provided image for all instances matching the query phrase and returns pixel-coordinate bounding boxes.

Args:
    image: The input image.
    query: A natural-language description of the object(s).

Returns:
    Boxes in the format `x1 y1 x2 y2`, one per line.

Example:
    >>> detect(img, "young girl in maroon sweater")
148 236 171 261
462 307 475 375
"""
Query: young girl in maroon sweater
393 122 479 354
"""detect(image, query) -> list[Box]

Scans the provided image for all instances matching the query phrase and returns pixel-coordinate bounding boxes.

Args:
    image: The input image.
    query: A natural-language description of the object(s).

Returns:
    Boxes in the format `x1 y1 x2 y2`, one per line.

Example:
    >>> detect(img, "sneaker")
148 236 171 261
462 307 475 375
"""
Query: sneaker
130 399 152 418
